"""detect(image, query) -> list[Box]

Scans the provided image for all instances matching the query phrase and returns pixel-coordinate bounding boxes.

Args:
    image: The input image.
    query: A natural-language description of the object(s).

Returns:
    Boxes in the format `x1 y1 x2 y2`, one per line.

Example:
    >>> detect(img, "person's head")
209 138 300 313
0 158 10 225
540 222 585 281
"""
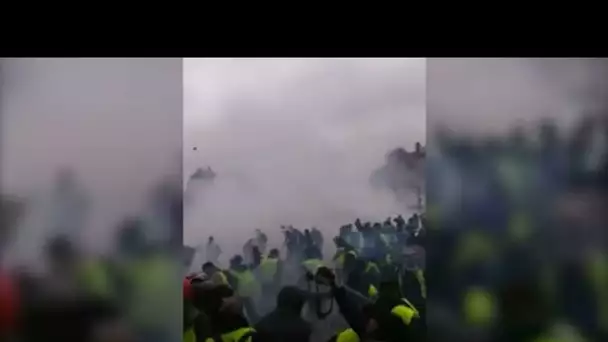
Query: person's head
202 262 218 275
208 236 214 243
46 235 77 271
276 286 307 315
269 248 279 258
230 255 243 268
190 281 240 318
333 236 345 249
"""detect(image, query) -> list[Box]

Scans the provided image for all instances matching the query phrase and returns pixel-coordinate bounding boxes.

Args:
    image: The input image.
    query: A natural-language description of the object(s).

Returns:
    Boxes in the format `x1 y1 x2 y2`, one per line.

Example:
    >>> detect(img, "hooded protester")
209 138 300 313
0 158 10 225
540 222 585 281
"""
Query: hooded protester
254 286 312 342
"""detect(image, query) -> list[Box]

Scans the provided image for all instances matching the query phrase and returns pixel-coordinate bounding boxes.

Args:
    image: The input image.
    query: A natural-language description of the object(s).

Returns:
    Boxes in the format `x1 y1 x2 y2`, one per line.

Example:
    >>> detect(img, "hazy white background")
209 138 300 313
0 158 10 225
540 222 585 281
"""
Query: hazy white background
183 58 426 259
428 58 608 136
1 58 182 266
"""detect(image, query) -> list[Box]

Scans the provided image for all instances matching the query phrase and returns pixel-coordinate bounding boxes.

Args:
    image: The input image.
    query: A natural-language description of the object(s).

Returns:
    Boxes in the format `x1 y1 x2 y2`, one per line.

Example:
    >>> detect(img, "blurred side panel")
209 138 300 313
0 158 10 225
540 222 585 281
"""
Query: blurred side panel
0 58 183 342
426 58 608 342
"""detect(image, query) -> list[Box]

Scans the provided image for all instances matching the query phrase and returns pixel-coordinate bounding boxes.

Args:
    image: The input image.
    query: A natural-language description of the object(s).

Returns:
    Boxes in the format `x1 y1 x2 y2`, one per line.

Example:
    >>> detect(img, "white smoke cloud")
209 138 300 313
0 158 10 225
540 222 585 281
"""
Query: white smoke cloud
183 58 426 260
428 58 608 136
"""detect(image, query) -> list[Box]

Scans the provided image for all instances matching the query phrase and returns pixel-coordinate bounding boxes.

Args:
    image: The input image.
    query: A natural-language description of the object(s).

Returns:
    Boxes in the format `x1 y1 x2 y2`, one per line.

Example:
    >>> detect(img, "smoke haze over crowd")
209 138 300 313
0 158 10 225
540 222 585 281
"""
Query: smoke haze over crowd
1 58 182 265
183 58 426 257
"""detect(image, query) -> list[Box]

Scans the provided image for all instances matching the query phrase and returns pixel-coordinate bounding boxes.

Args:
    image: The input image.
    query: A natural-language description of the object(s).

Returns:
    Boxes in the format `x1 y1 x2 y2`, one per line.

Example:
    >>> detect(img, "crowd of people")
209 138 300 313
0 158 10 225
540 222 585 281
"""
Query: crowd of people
184 212 426 342
426 116 608 342
1 115 606 342
0 174 183 342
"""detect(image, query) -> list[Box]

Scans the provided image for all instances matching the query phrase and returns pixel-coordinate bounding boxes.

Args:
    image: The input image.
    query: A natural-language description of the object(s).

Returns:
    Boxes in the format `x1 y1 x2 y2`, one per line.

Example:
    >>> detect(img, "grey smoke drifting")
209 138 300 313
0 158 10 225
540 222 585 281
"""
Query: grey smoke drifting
1 58 182 265
184 58 426 259
428 58 608 136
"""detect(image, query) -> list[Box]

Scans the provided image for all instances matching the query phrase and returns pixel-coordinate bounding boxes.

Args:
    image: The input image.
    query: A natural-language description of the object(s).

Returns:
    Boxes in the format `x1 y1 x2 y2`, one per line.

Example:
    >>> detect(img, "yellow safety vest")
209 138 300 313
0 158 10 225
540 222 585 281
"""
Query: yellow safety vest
336 328 360 342
334 250 357 268
216 270 230 286
365 262 380 274
368 284 378 298
229 269 259 298
186 325 257 342
129 256 178 329
391 297 420 325
259 257 278 283
204 327 256 342
463 287 496 327
184 327 196 342
78 259 113 299
302 259 325 275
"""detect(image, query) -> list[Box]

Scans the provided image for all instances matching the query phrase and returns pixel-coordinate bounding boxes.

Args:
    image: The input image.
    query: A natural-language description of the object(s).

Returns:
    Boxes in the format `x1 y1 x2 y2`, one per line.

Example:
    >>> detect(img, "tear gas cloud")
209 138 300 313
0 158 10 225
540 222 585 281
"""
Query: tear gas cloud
1 58 182 267
183 58 426 259
428 58 608 136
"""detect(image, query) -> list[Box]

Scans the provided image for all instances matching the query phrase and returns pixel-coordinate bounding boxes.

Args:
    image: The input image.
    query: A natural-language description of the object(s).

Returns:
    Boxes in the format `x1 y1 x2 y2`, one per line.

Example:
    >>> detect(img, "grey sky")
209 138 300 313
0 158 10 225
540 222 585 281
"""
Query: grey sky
183 58 426 256
1 58 182 258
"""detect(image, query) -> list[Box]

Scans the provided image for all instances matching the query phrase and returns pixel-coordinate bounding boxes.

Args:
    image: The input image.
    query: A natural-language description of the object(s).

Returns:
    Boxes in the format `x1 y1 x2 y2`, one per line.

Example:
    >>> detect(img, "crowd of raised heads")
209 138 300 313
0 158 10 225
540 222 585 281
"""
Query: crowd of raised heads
183 212 427 342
